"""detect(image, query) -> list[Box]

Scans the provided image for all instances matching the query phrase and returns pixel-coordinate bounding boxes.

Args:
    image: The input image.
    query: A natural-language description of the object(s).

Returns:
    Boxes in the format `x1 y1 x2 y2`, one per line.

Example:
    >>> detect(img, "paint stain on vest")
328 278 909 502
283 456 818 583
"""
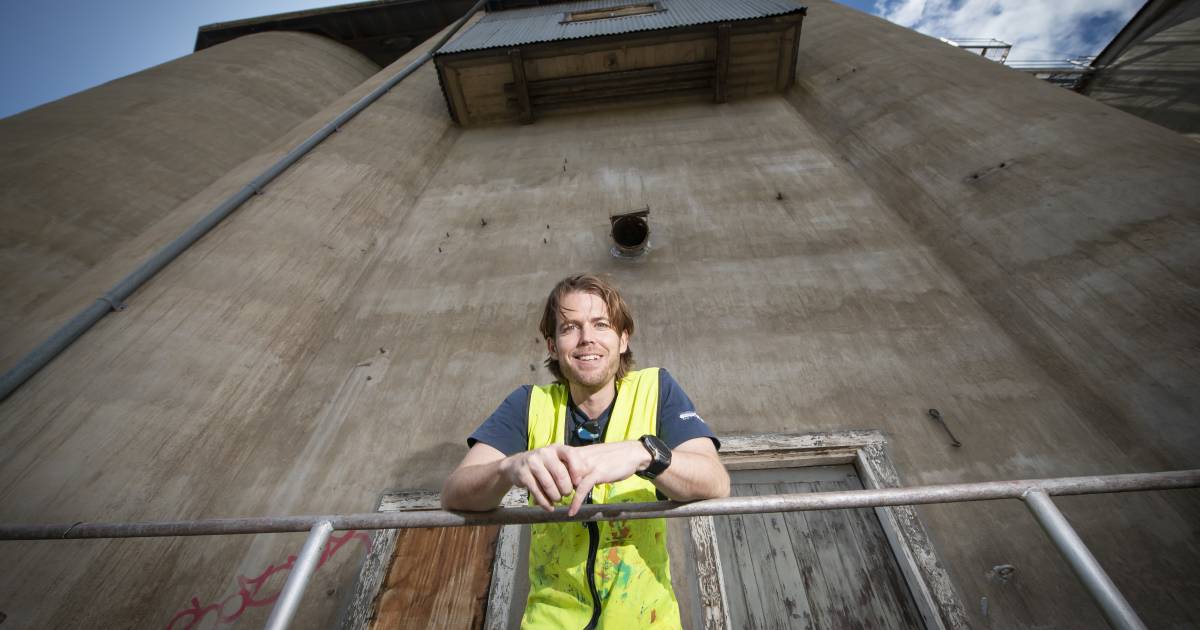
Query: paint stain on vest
611 522 633 544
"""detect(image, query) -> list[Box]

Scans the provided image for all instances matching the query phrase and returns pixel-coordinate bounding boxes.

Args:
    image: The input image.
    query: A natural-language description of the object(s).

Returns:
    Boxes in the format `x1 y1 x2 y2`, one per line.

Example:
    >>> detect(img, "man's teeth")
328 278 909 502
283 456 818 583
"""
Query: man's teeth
578 355 600 361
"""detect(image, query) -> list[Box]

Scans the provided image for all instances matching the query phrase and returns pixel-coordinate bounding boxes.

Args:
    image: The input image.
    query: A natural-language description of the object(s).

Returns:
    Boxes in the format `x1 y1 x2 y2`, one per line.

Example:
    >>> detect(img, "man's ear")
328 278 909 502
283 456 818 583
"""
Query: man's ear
619 332 629 354
546 337 559 360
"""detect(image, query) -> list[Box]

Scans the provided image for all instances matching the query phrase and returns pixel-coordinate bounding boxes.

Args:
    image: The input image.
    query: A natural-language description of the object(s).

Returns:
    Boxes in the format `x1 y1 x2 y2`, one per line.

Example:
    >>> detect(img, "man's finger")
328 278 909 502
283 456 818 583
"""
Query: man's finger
529 462 563 504
551 444 585 487
568 477 596 517
547 457 574 497
522 473 553 511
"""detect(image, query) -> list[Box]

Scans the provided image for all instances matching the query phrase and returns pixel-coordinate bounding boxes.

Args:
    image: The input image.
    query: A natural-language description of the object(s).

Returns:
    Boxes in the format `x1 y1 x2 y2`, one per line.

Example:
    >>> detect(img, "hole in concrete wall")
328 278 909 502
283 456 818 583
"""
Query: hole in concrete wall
612 216 647 248
610 209 650 257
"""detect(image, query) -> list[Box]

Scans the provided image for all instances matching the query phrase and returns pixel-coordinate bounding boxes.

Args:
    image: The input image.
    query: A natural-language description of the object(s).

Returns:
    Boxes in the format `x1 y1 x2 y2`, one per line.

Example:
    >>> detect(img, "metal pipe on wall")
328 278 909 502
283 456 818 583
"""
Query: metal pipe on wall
1022 489 1148 630
2 469 1196 540
0 0 487 402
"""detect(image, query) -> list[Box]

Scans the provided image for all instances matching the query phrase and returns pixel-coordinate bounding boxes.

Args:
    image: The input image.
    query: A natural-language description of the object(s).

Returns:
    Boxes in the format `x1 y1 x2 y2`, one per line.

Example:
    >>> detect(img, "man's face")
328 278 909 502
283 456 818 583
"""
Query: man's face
547 291 629 391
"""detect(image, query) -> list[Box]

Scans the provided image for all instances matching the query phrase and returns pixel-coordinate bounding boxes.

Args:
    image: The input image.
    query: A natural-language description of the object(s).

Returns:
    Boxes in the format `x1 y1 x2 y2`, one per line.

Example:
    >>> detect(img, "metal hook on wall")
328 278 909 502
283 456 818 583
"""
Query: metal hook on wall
928 408 962 447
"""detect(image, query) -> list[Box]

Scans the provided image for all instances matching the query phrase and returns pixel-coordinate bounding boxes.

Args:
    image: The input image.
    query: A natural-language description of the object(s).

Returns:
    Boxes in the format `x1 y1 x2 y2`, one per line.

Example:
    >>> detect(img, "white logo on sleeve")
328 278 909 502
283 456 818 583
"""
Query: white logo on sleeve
679 411 706 424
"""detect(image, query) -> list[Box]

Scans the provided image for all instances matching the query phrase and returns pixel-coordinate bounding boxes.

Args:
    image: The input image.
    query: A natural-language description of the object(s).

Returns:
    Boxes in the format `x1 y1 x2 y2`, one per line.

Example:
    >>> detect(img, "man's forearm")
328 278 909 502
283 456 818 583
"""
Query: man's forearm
653 450 730 502
441 458 514 511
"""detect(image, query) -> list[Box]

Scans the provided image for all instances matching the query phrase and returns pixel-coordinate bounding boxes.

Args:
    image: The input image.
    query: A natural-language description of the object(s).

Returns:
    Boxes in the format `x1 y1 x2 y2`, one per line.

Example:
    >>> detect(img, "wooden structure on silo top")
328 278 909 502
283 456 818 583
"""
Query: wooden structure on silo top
0 0 1198 628
433 0 804 124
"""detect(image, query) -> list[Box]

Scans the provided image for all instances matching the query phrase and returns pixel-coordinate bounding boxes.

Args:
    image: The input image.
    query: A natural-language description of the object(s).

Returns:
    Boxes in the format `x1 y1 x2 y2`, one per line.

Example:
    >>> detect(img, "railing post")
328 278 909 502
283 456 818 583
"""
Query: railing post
264 520 335 630
1021 489 1147 630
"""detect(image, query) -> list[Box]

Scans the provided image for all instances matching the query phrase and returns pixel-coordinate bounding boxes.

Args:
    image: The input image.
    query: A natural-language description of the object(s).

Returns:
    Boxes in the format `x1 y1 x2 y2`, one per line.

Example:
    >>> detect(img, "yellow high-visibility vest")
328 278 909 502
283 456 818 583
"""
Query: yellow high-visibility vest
523 367 681 629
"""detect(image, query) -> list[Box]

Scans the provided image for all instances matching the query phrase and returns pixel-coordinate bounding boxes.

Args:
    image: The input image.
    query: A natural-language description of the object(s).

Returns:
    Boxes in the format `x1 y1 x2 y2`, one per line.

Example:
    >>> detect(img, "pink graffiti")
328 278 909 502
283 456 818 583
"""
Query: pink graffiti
166 530 372 629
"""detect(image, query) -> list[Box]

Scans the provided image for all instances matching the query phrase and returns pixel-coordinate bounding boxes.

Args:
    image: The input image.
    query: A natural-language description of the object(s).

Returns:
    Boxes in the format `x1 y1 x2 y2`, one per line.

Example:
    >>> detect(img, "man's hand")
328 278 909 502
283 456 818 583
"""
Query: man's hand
498 444 577 511
443 441 650 514
442 438 729 515
564 441 652 516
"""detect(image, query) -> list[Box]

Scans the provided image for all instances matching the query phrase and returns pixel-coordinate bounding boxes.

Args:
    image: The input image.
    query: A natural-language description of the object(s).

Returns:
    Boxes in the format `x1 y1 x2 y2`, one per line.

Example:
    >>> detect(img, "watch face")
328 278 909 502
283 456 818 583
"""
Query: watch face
640 435 671 478
643 434 667 454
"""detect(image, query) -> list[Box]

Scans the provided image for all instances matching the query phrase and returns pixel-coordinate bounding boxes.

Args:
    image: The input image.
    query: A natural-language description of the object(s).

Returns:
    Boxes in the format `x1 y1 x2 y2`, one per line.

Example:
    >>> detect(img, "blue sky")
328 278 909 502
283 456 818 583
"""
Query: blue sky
0 0 334 119
870 0 1143 63
0 0 1143 119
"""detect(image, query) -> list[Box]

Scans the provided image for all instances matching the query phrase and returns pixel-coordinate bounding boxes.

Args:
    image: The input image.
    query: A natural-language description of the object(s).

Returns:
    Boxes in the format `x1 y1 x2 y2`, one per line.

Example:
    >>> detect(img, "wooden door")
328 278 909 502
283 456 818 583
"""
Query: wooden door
712 464 926 629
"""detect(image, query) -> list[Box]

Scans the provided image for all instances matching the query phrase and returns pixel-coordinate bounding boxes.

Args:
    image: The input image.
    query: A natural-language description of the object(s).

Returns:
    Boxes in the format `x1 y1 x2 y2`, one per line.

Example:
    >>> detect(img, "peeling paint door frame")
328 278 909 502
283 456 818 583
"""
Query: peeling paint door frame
341 488 526 630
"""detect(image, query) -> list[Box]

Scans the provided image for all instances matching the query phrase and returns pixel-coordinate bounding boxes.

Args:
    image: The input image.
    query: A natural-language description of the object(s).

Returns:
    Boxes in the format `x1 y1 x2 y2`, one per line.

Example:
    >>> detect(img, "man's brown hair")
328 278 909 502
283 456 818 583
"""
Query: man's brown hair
539 274 636 383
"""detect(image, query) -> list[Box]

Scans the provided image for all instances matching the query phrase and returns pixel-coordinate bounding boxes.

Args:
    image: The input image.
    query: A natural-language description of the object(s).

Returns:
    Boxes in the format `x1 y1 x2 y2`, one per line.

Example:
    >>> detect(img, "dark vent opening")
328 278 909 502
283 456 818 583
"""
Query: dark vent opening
611 209 650 257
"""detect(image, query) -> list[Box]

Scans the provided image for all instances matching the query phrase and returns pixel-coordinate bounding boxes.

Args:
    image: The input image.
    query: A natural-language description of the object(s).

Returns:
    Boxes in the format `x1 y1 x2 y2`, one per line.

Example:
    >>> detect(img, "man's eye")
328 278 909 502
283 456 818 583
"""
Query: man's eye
595 321 610 329
560 324 578 333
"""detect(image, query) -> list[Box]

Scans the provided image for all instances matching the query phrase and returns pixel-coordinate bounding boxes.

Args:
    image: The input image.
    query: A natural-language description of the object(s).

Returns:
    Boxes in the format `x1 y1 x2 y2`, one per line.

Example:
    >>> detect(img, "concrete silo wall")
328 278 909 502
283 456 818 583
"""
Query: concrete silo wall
784 1 1200 623
788 0 1200 470
0 4 1198 630
0 31 379 356
0 28 464 628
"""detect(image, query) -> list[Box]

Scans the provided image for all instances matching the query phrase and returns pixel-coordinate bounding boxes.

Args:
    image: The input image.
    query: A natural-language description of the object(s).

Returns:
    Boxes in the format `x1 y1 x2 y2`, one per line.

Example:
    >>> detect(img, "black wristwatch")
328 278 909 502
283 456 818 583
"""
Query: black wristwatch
636 434 672 479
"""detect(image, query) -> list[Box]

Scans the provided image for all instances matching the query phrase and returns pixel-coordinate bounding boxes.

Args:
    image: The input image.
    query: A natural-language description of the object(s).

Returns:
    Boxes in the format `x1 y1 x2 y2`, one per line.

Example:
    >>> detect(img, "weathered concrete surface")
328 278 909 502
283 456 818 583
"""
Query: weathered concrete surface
789 0 1200 468
0 31 379 357
0 29 461 628
1085 0 1200 141
0 3 1198 630
786 1 1200 625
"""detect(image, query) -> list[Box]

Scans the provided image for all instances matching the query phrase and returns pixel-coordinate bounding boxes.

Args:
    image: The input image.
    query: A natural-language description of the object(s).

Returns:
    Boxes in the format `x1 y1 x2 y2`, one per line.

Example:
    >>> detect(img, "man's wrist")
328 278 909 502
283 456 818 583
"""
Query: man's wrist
497 451 521 480
631 440 653 472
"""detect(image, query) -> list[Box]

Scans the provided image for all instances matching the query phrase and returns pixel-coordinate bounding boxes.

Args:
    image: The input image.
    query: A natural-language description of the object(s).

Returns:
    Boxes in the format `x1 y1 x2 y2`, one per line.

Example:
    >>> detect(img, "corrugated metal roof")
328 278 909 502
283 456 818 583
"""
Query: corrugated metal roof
437 0 806 55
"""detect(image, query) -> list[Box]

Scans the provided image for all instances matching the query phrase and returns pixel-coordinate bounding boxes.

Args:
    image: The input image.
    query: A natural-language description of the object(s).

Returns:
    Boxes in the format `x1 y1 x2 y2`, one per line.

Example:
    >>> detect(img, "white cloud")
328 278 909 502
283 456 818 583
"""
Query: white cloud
871 0 1144 61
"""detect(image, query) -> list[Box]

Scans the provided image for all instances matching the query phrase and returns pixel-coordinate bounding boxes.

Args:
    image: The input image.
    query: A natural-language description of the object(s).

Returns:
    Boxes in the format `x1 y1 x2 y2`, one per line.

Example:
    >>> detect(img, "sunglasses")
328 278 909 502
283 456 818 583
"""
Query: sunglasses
576 420 601 443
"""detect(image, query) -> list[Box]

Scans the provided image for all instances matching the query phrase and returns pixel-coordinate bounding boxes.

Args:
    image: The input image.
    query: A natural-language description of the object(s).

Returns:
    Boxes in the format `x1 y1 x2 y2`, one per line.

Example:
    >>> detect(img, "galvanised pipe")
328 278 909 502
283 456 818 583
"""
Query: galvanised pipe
1022 489 1148 630
0 0 487 402
263 520 334 630
1 469 1196 541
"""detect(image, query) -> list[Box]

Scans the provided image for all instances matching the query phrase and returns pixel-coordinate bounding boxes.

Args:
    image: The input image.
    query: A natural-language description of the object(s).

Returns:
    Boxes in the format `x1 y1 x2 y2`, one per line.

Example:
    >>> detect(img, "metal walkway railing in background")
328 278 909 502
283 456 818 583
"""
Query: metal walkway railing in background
3 470 1197 629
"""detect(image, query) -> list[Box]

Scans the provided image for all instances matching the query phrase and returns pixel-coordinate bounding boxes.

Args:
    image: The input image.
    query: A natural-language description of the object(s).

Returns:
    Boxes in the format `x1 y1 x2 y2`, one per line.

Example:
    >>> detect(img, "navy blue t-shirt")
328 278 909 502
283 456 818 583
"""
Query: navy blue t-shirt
468 369 719 455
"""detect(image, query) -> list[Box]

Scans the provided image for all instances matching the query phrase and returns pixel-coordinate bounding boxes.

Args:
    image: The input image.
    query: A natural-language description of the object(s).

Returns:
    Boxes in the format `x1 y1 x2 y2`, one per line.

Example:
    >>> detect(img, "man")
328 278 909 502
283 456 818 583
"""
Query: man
442 273 730 629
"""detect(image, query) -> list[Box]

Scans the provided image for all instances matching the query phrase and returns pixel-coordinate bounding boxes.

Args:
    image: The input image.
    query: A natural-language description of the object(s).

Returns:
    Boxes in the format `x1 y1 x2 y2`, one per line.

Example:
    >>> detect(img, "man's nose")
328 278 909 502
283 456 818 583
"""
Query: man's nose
578 324 596 343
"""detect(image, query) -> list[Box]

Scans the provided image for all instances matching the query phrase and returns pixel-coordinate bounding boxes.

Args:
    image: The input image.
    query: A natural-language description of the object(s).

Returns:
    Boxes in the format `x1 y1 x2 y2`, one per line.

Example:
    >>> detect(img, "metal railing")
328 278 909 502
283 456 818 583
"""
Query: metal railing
940 37 1013 63
1006 58 1096 91
3 469 1197 629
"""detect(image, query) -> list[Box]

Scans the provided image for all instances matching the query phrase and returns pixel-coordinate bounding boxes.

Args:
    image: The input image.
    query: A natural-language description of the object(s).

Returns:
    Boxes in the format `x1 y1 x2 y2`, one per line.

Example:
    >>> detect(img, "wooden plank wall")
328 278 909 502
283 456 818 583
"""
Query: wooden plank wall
716 466 925 629
727 31 782 99
370 526 501 629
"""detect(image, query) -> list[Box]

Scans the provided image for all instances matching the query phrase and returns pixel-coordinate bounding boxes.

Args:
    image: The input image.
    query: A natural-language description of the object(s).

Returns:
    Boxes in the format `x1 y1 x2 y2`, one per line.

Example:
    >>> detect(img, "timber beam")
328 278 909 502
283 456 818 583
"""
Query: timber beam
509 48 534 124
715 23 732 103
